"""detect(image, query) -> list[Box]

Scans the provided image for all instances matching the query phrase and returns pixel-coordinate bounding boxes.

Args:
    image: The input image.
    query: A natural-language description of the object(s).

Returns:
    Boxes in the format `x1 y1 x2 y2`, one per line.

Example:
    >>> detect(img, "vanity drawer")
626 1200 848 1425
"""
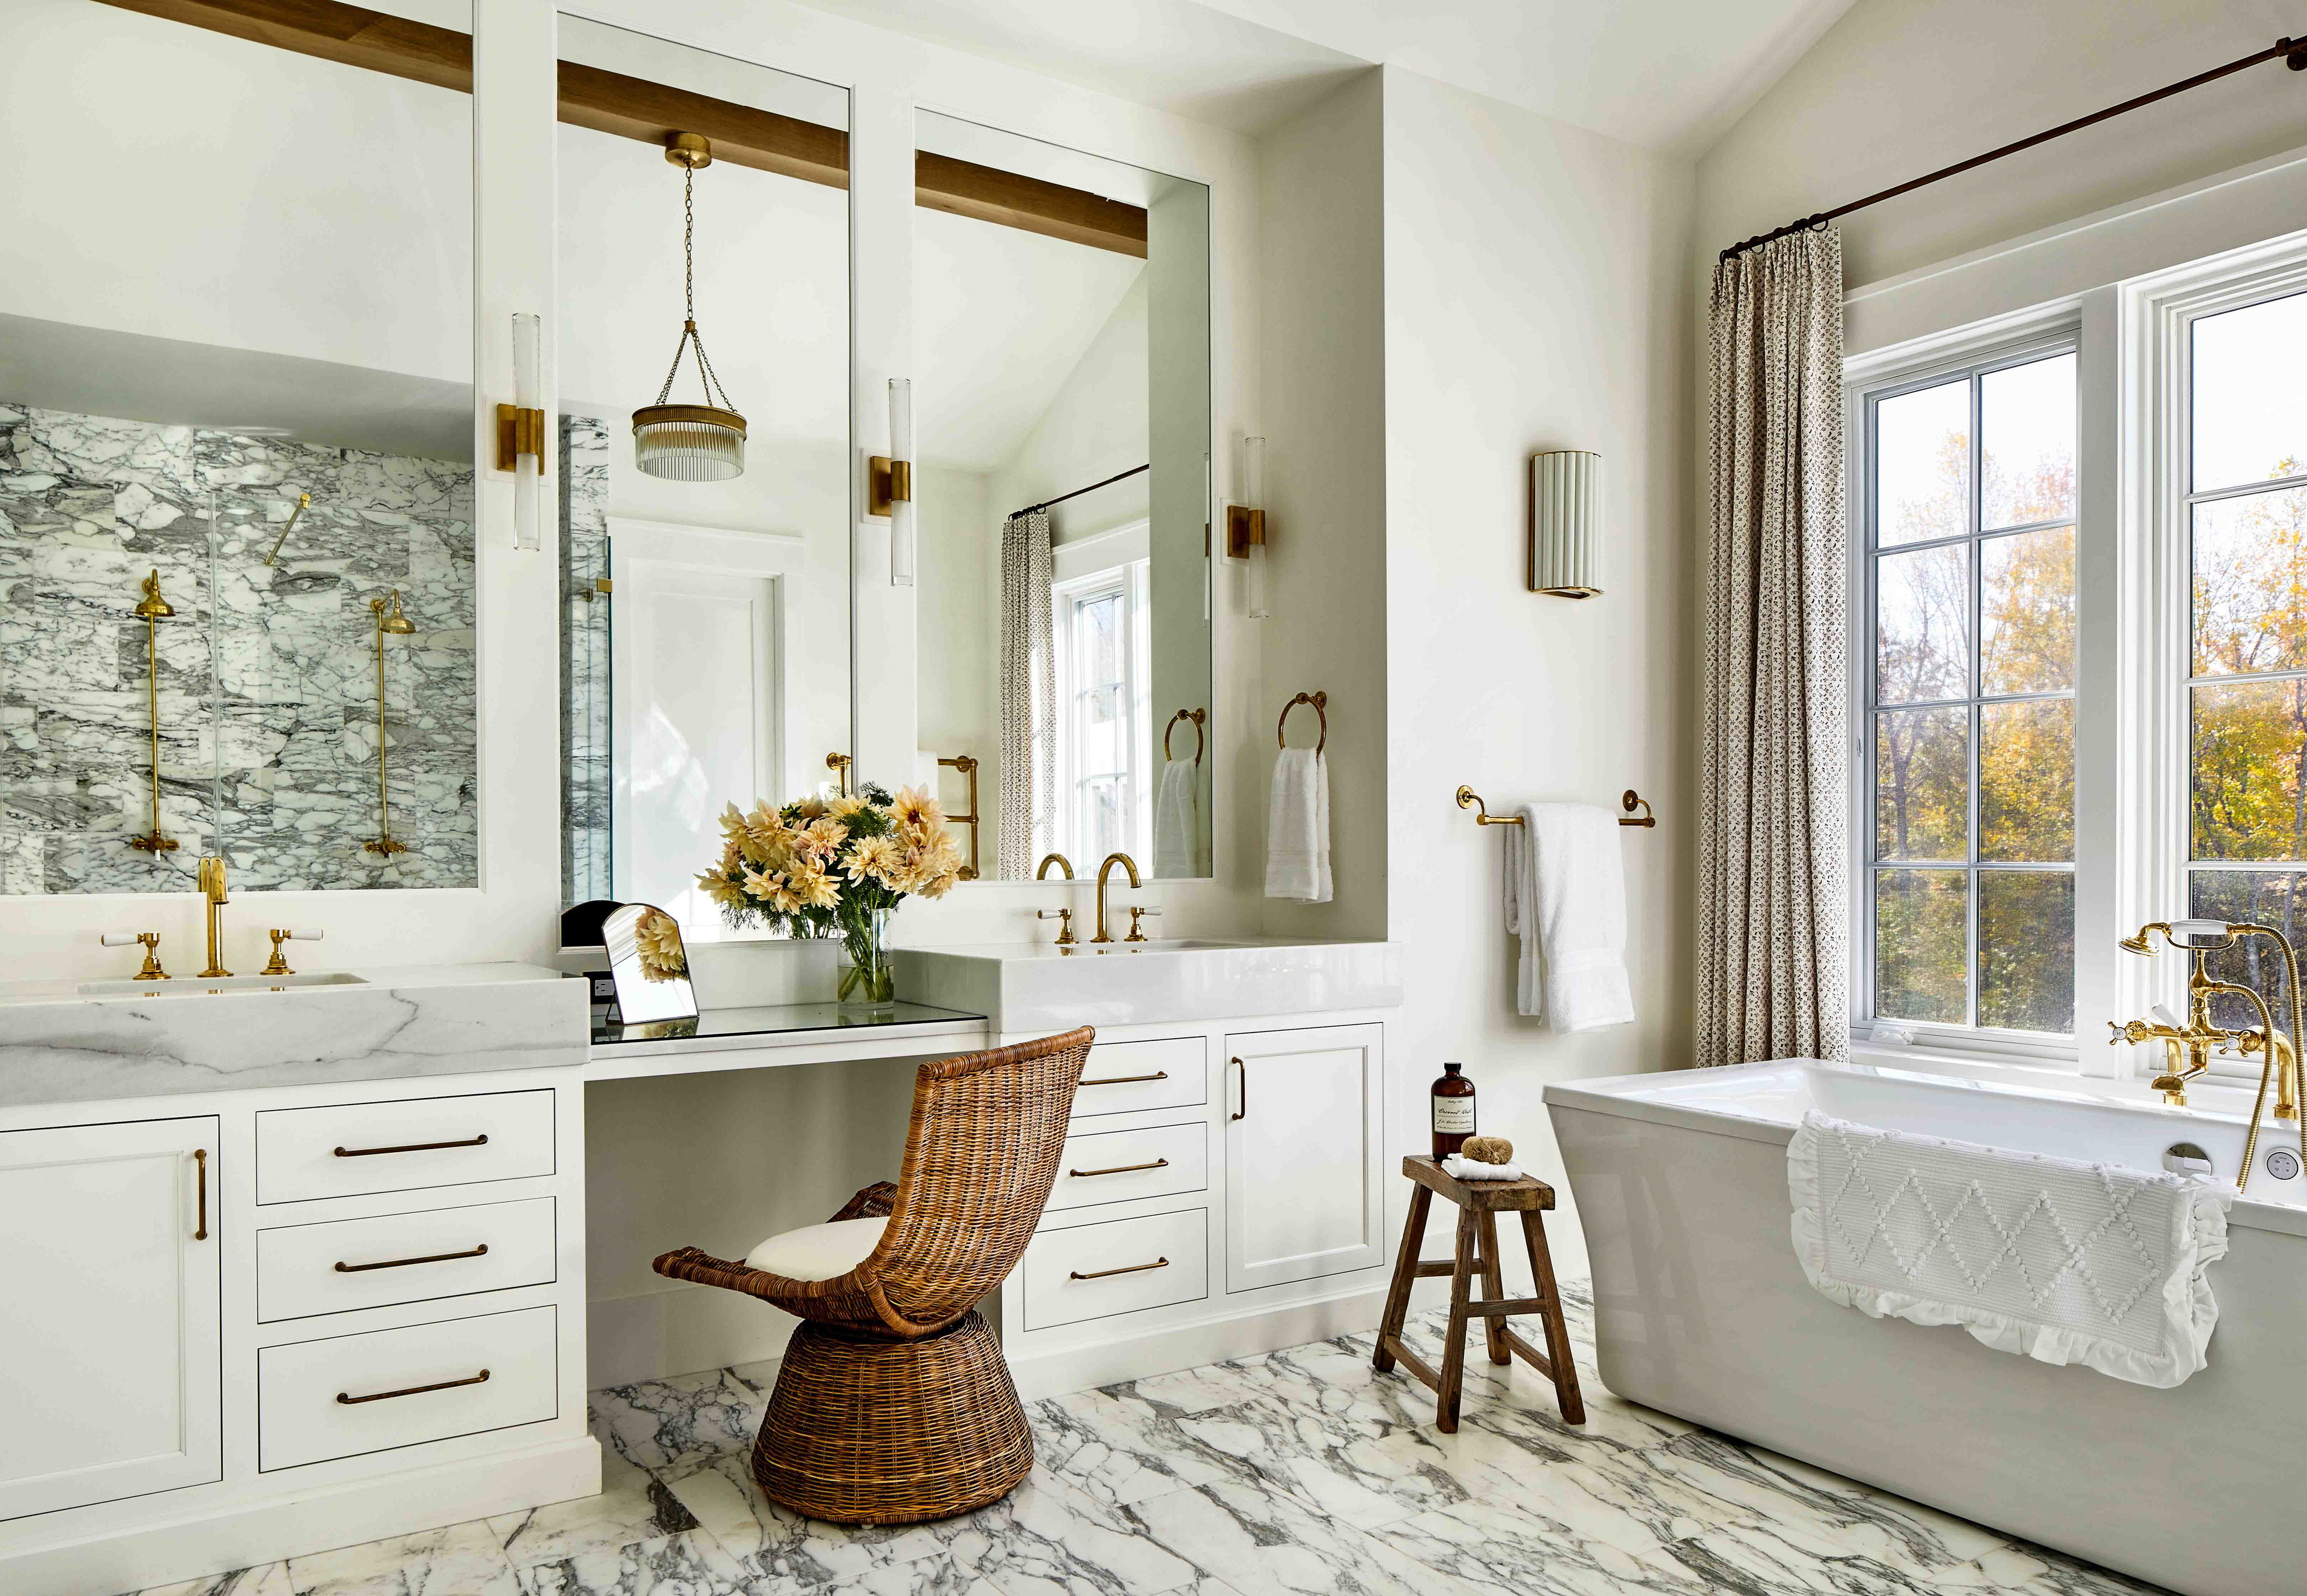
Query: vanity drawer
1071 1037 1207 1119
257 1197 558 1323
1045 1121 1207 1213
1021 1209 1208 1330
256 1090 556 1205
258 1305 558 1472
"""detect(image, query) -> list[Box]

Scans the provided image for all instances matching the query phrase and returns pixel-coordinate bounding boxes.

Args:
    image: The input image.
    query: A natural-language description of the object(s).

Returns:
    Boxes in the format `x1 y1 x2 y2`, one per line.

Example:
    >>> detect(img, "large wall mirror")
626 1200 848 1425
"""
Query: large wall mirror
556 18 851 935
911 112 1214 881
0 0 477 893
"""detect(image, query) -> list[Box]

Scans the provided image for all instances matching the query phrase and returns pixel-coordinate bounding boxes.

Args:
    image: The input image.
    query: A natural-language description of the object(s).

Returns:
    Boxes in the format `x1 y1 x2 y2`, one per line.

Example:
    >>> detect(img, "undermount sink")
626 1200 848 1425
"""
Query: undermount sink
76 972 372 997
895 938 1399 1029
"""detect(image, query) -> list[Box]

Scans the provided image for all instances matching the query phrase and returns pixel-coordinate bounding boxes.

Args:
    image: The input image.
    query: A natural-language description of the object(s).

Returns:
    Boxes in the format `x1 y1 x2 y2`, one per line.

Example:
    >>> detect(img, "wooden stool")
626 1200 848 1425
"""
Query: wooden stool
1372 1155 1585 1432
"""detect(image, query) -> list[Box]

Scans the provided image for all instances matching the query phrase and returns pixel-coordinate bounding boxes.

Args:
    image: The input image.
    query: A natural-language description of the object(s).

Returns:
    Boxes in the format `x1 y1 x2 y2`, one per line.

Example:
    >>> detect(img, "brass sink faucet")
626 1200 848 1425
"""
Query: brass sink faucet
1092 852 1140 944
1035 854 1077 947
198 855 231 978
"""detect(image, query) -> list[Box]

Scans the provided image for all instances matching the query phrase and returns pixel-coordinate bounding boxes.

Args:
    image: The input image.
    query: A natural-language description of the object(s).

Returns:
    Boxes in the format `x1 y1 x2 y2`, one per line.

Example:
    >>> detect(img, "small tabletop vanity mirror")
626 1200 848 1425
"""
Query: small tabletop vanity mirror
602 901 699 1025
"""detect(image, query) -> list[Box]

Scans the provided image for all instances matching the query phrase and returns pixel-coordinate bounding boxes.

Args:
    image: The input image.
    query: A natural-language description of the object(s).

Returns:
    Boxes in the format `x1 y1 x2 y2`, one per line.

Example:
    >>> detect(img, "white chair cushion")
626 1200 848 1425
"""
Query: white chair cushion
744 1216 888 1282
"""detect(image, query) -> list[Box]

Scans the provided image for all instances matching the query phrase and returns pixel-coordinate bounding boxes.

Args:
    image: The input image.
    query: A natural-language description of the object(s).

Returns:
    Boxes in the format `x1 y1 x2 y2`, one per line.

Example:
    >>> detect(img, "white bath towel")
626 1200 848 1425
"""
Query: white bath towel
1265 747 1331 902
1788 1111 2234 1388
1503 803 1632 1029
1154 760 1199 878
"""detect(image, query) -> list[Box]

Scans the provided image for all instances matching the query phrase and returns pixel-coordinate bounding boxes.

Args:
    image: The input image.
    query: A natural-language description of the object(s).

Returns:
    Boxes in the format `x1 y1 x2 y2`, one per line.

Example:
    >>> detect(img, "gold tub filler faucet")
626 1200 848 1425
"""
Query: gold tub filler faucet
2109 917 2305 1191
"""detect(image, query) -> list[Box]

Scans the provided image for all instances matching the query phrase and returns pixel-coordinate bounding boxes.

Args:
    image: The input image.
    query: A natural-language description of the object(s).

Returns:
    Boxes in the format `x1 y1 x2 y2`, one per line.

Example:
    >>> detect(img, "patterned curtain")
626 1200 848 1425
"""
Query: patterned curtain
1697 227 1850 1067
997 509 1056 878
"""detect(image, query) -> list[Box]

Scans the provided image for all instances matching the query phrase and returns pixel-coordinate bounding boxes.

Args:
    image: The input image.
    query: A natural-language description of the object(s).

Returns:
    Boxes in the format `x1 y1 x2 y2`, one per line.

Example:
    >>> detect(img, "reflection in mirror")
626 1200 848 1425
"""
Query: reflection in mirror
603 902 698 1025
555 19 851 937
911 112 1213 881
0 0 477 893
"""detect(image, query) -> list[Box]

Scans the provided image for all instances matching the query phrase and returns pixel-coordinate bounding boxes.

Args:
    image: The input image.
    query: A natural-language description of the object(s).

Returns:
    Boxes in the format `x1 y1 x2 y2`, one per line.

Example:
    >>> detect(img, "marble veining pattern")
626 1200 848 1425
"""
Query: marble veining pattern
0 402 476 893
117 1281 2168 1596
560 414 610 908
0 973 583 1108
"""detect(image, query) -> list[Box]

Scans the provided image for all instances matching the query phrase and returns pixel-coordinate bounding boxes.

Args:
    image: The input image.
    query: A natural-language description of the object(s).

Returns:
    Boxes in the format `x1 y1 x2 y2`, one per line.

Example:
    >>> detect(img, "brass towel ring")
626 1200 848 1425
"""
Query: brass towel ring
1278 690 1327 753
1164 708 1206 765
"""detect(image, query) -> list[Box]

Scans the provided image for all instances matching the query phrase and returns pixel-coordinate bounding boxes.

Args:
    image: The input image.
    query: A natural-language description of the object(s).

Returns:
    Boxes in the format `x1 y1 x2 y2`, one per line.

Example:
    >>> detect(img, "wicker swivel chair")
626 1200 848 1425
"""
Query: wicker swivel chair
651 1027 1092 1525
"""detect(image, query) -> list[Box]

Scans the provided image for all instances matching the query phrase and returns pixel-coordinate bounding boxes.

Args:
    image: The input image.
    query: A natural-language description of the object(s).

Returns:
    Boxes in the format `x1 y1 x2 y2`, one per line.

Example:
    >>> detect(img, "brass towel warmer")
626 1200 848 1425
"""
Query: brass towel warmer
364 591 416 856
1457 785 1656 828
1164 708 1205 764
937 754 980 881
1277 691 1326 752
129 569 180 854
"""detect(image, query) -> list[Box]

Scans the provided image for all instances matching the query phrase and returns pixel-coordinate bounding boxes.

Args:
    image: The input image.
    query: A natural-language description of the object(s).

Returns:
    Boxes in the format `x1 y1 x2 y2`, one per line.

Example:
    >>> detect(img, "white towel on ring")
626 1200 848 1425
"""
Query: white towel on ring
1265 747 1330 902
1154 760 1199 878
1788 1111 2233 1388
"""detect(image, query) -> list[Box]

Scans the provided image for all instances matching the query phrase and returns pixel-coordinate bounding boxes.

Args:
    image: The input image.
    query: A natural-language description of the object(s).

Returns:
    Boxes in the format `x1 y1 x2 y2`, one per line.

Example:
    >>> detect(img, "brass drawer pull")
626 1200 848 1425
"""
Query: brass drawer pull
1230 1056 1246 1121
333 1133 490 1158
335 1243 490 1274
1069 1157 1171 1179
1069 1257 1169 1281
1080 1070 1168 1087
193 1148 209 1242
337 1368 490 1405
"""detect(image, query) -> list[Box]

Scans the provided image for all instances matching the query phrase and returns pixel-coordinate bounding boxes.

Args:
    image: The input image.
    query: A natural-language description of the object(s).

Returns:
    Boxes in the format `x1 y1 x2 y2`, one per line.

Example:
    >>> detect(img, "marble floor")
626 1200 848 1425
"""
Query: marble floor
126 1282 2165 1596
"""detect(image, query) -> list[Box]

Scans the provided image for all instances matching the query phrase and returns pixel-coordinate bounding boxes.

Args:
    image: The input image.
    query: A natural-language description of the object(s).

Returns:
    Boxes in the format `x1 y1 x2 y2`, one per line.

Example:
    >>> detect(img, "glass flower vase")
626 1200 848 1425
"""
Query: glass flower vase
838 907 897 1014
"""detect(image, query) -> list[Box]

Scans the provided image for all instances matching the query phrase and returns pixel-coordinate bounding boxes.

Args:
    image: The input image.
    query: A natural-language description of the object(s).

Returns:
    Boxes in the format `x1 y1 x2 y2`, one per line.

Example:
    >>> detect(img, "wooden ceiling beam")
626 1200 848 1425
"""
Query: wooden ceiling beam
92 0 1152 256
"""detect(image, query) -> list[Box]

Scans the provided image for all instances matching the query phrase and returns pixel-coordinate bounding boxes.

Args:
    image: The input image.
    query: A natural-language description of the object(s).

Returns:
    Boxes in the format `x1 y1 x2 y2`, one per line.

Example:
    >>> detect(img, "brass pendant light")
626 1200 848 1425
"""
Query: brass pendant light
633 132 747 482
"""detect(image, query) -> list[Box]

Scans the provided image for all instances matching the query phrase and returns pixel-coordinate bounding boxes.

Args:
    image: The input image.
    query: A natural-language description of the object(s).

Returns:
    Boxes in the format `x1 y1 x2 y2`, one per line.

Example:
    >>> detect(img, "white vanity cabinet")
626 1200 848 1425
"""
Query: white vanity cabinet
1001 1009 1394 1395
1223 1024 1385 1292
0 1115 223 1523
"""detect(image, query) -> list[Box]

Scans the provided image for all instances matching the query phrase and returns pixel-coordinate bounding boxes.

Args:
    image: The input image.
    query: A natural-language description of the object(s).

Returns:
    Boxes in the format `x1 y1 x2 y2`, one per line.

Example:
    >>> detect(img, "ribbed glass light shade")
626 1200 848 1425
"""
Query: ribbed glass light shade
1529 449 1602 598
633 405 746 482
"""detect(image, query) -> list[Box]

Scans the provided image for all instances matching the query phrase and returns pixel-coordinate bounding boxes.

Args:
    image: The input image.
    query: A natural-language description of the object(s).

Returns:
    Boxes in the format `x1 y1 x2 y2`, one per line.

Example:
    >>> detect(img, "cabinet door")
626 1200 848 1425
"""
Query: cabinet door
1223 1024 1384 1293
0 1116 222 1520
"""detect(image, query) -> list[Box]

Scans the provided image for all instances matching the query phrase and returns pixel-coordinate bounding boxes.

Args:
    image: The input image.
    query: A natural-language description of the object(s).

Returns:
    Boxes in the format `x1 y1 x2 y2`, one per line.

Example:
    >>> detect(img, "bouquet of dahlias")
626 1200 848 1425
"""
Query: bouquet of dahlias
695 782 964 1006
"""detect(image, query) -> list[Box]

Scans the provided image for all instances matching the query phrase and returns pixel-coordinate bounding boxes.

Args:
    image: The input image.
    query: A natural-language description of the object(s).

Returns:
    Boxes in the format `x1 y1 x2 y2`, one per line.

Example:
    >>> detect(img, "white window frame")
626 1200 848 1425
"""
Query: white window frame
1845 224 2307 1082
1050 523 1152 865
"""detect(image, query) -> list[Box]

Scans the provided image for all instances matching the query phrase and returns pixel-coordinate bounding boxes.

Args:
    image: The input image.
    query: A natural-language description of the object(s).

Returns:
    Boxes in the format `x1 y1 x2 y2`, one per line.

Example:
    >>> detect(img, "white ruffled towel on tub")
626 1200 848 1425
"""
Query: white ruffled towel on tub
1787 1111 2234 1388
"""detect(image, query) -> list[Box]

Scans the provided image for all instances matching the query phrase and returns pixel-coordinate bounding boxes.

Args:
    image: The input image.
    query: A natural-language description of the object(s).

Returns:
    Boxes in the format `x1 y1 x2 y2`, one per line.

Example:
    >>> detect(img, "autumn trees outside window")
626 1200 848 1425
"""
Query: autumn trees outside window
2185 293 2307 1041
1864 348 2079 1036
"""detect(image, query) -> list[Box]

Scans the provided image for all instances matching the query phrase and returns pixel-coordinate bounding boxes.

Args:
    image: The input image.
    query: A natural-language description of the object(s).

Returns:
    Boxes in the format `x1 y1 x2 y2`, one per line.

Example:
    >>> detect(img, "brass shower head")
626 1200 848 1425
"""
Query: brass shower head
372 590 416 635
132 569 174 619
2119 924 2163 957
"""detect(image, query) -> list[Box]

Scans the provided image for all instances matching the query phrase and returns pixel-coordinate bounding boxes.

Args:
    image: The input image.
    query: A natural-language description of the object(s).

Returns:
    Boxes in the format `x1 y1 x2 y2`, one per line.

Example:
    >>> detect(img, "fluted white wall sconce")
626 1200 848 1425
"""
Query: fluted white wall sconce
497 312 545 552
1224 434 1269 619
871 378 916 587
1528 449 1601 598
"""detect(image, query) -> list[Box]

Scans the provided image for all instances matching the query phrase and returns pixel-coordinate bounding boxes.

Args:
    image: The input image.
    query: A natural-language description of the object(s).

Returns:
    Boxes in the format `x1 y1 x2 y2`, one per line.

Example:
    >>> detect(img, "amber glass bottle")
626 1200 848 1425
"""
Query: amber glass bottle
1431 1061 1476 1158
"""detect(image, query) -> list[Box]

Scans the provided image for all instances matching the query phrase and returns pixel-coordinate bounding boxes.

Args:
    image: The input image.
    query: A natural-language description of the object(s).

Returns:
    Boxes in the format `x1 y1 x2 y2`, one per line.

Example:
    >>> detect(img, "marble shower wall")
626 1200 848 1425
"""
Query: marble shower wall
0 403 477 894
561 414 612 908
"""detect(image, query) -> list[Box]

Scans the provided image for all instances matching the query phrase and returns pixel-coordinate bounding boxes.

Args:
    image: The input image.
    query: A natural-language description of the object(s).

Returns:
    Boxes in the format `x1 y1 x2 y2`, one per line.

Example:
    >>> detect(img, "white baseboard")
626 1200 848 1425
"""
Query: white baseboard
588 1282 792 1388
4 1437 601 1596
1009 1286 1389 1399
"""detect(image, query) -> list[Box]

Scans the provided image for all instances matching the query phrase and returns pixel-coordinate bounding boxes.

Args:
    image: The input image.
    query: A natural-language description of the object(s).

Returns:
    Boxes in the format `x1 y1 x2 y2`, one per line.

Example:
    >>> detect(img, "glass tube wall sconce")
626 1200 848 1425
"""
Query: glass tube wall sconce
497 312 544 552
1528 449 1602 597
871 378 916 587
1224 435 1269 619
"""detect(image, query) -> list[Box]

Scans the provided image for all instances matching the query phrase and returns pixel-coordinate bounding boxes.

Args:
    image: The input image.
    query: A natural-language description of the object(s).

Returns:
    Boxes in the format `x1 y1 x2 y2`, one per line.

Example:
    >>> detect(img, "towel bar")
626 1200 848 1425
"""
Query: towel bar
1456 786 1656 828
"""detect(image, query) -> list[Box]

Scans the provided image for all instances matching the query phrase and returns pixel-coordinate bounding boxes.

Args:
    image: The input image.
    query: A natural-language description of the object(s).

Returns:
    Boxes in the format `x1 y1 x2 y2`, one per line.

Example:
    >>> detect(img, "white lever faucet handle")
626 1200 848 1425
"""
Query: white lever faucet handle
287 928 325 941
100 932 138 947
2152 1003 2183 1030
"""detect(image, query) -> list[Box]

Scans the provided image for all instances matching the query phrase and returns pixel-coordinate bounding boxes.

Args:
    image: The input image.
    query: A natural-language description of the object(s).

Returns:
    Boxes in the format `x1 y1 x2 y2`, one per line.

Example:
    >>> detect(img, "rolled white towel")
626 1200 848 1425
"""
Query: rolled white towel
1442 1155 1525 1182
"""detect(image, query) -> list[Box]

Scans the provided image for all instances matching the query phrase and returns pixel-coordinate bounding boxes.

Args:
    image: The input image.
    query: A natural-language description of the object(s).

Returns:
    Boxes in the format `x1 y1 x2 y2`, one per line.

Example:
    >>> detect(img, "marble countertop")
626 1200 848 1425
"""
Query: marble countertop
0 962 587 1110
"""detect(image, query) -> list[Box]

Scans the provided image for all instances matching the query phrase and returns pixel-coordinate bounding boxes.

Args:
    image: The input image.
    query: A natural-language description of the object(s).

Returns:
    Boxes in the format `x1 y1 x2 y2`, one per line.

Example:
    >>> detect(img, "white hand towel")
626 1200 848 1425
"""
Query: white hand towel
1504 803 1632 1030
1265 747 1331 902
1154 760 1199 878
1441 1155 1526 1182
1789 1111 2234 1388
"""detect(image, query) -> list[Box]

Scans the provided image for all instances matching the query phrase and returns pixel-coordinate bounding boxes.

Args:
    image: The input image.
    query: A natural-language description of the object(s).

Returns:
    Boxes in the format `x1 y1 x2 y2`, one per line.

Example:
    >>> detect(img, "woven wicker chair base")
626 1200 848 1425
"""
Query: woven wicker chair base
753 1309 1031 1525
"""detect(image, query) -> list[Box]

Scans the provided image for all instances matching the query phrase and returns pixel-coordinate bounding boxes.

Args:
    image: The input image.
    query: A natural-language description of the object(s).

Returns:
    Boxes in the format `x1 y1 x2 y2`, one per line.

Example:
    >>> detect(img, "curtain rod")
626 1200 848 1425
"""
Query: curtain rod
1719 33 2307 264
1014 463 1149 520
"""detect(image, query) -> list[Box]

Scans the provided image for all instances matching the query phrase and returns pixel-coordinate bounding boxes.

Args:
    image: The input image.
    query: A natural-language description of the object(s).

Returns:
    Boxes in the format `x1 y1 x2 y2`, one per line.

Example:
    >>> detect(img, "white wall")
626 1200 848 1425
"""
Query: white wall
1382 67 1697 1282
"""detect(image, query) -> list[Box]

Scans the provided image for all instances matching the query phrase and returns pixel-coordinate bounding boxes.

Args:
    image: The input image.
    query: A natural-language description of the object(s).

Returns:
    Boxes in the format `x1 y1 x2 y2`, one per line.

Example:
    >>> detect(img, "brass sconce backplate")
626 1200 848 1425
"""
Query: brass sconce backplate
1224 504 1266 560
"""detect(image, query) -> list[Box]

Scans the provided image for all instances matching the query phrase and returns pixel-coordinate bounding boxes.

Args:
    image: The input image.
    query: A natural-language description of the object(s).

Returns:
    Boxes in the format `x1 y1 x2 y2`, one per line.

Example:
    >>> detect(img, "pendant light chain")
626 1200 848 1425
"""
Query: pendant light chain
652 157 737 413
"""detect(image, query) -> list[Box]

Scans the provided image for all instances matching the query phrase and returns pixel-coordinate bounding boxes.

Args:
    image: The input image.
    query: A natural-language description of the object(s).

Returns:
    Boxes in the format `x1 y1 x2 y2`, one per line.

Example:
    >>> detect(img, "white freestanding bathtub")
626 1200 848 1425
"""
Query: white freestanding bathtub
1546 1059 2307 1596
